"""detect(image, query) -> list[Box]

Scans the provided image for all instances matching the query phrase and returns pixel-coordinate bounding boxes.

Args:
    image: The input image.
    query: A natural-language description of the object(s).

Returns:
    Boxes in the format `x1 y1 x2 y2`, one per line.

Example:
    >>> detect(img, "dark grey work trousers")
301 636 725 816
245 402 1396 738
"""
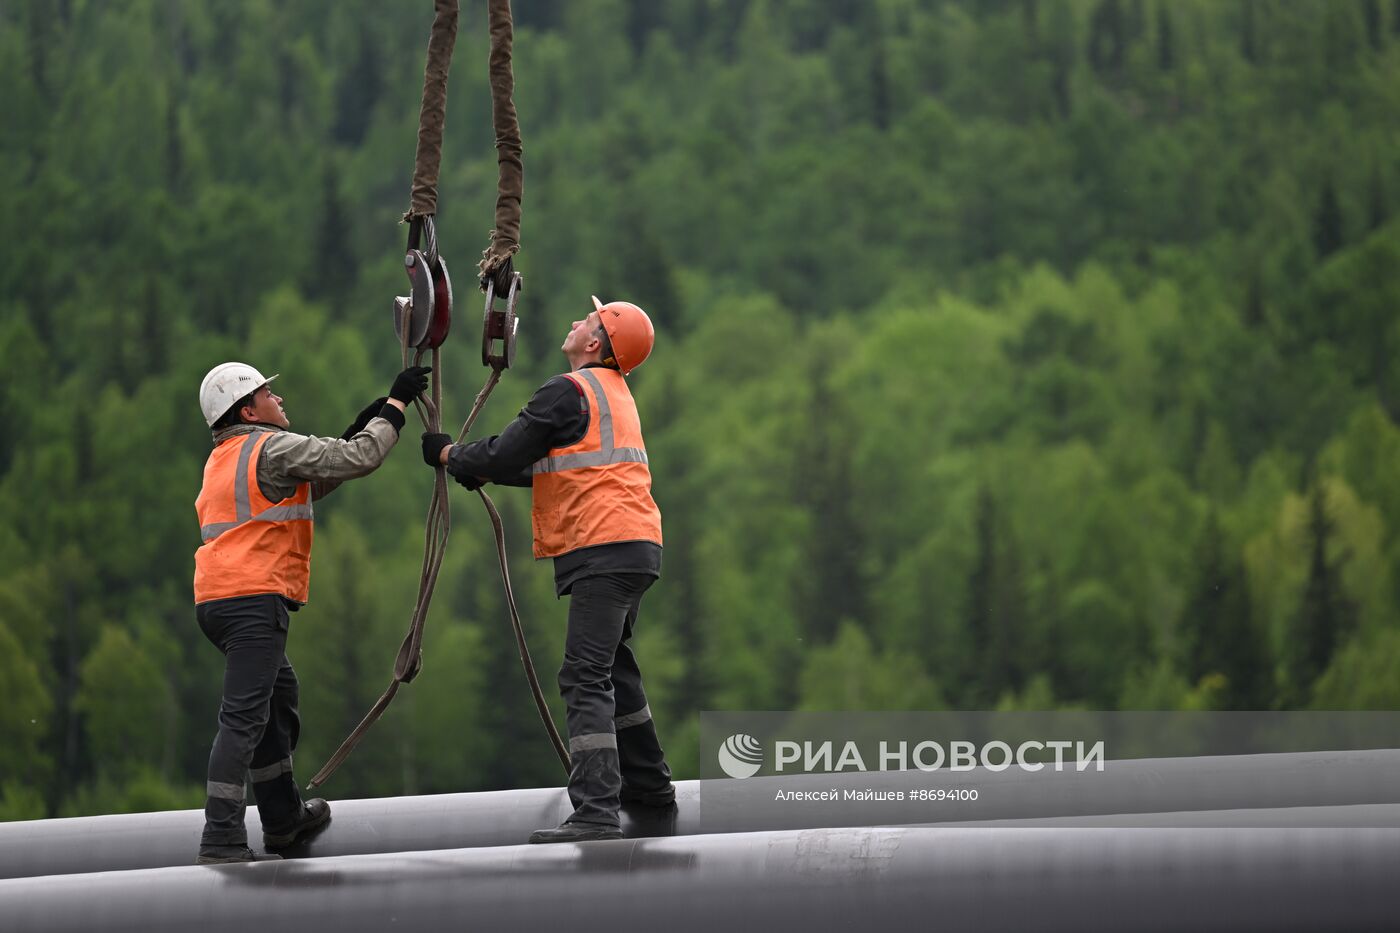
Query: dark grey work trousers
197 594 305 846
559 573 673 828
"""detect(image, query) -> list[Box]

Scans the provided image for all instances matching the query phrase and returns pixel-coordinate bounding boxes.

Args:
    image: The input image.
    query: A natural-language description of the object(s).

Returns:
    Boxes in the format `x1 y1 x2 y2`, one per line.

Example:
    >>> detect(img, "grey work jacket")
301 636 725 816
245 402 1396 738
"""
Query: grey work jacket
209 417 400 504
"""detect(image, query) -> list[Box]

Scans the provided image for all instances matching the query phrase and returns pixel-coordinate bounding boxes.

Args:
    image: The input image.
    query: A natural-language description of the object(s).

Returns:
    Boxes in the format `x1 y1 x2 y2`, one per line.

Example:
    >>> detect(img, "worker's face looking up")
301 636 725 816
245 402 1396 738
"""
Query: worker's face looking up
562 310 603 359
242 385 290 429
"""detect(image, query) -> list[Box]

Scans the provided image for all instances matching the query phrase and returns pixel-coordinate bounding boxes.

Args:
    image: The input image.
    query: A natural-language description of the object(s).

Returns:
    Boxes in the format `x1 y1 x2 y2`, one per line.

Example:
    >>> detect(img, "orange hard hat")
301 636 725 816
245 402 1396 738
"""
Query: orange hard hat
591 296 655 375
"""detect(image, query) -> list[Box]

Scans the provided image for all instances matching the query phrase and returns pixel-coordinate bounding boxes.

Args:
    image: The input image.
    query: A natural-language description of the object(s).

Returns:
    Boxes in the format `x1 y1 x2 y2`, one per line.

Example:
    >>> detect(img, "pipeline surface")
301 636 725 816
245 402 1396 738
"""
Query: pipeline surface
2 825 1399 933
3 749 1400 880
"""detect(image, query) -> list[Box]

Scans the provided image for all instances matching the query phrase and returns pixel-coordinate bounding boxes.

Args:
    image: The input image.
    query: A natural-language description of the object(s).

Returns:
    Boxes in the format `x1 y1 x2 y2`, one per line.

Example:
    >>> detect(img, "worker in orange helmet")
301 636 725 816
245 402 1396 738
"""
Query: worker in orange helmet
421 296 673 843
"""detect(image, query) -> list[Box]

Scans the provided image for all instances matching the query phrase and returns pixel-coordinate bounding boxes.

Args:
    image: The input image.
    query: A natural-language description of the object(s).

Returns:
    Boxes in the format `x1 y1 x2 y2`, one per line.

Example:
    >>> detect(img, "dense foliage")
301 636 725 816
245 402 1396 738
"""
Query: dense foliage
1 0 1398 818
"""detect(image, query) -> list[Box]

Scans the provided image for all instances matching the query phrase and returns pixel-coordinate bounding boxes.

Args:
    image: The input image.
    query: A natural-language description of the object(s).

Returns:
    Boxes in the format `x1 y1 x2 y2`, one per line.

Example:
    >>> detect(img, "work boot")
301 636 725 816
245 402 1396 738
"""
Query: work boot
196 845 283 865
262 798 332 851
528 821 623 844
620 785 676 807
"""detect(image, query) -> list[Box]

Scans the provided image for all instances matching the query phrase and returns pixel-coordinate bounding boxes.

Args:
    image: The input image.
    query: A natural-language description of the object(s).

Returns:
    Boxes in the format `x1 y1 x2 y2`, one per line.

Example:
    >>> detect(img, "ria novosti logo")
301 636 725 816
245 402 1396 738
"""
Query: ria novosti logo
717 733 764 779
715 734 1107 777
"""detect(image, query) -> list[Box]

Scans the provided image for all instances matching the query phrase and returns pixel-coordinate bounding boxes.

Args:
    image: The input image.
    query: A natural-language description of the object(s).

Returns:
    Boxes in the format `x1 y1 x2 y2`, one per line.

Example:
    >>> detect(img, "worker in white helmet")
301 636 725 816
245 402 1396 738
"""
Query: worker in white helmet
192 361 430 864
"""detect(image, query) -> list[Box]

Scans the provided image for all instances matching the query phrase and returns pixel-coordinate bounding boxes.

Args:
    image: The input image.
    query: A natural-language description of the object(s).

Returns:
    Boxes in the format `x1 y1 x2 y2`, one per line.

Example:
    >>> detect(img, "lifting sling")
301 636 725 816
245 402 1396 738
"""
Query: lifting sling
309 0 568 790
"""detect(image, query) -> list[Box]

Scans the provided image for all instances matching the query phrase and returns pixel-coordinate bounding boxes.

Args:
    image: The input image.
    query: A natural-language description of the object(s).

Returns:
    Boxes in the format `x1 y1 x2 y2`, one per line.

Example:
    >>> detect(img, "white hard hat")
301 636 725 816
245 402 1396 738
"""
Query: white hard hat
199 362 278 427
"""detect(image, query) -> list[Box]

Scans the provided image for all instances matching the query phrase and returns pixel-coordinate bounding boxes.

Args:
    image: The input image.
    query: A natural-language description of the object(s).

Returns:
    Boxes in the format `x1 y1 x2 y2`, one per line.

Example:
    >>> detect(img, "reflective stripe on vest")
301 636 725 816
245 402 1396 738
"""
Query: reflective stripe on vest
200 501 314 542
529 368 662 559
532 369 649 474
194 431 314 604
199 434 314 541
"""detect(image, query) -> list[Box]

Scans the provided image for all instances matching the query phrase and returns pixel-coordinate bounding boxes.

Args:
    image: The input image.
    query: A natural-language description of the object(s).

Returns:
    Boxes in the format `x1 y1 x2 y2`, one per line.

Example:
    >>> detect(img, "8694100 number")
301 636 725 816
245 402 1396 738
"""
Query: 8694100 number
909 788 979 802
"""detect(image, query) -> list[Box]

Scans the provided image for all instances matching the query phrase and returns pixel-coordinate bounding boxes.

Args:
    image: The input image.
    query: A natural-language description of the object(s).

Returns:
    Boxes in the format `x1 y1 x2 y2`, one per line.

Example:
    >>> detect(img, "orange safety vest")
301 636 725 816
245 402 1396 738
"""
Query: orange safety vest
193 431 314 605
531 368 662 559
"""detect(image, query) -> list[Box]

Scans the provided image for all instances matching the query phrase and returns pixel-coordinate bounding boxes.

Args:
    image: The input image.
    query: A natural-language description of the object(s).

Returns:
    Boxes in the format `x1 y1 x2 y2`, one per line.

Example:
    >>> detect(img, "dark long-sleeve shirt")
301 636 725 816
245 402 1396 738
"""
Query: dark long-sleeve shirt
445 364 661 596
447 374 586 487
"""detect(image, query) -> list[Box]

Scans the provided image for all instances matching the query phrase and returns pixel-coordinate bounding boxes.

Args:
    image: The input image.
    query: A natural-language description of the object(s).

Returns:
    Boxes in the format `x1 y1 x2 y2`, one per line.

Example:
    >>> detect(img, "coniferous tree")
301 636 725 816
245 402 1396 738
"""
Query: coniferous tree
829 0 865 28
1285 482 1357 706
1127 0 1148 44
668 504 708 718
649 374 708 718
1088 0 1128 77
1179 514 1268 709
0 620 53 791
1367 163 1389 231
141 277 166 376
713 0 751 60
869 8 890 131
1363 0 1384 50
1240 0 1260 64
164 93 183 196
1046 0 1077 117
965 488 1028 705
794 358 866 646
53 573 87 808
75 628 172 783
1155 1 1175 71
306 162 356 307
1314 178 1345 259
332 28 384 147
607 206 678 326
475 594 552 791
1021 0 1040 45
625 0 664 54
1323 2 1364 83
966 488 999 705
26 0 51 102
1243 269 1266 329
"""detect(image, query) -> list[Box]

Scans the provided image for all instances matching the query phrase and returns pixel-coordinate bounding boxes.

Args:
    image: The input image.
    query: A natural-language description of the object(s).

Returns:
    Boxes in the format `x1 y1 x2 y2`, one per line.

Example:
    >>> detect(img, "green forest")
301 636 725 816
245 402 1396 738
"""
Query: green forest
1 0 1398 820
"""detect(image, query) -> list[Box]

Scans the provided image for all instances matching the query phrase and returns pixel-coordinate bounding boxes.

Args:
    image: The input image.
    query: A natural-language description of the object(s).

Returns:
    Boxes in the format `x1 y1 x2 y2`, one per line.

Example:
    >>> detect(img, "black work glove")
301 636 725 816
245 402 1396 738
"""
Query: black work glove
455 472 484 492
340 397 390 440
389 365 433 404
421 432 452 468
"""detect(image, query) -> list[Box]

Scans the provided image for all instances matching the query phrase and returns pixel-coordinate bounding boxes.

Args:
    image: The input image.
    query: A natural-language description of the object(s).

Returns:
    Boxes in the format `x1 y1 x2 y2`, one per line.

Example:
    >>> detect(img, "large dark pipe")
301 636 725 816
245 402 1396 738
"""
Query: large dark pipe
2 749 1398 880
2 825 1399 933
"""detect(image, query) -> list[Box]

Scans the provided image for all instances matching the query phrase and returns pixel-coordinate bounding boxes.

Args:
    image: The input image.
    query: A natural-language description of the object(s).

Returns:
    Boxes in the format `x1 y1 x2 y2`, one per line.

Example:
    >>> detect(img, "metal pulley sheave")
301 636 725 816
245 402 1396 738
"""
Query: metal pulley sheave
481 267 520 370
394 216 454 351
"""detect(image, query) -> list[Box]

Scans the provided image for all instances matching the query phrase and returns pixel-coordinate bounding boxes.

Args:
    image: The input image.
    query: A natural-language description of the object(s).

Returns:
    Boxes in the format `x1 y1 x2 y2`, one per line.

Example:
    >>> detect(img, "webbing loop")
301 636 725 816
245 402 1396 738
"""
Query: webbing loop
479 0 523 292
